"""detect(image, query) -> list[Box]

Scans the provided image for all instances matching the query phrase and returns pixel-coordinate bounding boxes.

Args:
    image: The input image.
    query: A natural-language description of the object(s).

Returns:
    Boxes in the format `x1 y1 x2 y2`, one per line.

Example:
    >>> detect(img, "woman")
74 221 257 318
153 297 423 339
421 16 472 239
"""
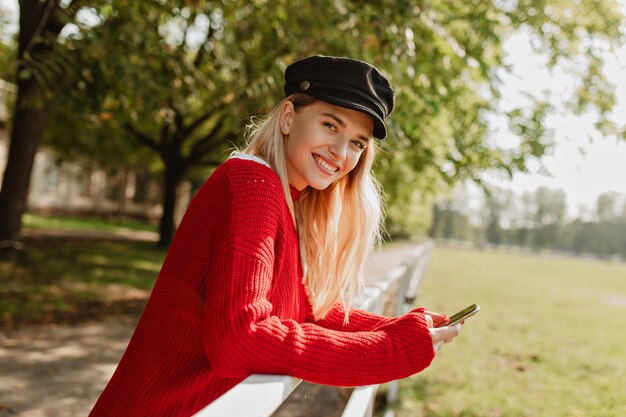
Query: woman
89 55 461 417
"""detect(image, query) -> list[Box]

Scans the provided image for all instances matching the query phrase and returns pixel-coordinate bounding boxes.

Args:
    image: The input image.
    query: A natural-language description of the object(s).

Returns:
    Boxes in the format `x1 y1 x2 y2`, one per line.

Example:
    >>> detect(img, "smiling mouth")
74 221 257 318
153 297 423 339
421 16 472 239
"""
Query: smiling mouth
313 154 339 175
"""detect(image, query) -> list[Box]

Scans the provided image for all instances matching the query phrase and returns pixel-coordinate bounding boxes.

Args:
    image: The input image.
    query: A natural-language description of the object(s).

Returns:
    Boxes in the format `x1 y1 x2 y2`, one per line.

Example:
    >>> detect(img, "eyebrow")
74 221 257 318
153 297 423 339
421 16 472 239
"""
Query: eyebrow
321 112 371 143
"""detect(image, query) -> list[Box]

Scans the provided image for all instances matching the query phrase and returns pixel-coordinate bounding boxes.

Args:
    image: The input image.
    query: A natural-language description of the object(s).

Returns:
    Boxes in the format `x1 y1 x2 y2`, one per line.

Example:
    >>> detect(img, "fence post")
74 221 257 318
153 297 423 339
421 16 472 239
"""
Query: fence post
384 241 434 411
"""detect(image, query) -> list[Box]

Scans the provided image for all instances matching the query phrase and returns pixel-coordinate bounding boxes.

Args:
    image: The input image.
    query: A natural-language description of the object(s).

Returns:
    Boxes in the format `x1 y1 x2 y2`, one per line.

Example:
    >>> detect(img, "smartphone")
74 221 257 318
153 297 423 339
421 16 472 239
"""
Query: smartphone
436 304 480 327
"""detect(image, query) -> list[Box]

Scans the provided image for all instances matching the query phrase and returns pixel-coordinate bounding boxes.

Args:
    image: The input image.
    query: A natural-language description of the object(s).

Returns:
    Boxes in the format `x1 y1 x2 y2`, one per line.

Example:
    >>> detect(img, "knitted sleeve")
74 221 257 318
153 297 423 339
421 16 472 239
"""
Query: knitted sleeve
201 164 435 387
308 302 429 333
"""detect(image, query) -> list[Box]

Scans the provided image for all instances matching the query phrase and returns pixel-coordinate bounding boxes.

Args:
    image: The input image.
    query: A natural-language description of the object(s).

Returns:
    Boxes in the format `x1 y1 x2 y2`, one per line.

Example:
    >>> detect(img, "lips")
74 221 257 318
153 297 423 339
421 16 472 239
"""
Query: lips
313 154 340 174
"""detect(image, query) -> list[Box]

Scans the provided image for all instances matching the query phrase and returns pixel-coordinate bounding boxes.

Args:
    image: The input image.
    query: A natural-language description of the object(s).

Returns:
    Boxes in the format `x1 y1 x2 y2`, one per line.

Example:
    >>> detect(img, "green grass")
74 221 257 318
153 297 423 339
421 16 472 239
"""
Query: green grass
396 246 626 417
23 213 157 233
0 241 167 326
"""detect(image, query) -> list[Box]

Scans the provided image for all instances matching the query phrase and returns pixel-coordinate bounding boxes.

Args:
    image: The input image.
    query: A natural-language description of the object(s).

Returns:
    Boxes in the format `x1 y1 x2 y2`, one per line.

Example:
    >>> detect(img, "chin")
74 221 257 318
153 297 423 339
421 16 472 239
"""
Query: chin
309 176 345 190
303 176 334 190
307 182 333 191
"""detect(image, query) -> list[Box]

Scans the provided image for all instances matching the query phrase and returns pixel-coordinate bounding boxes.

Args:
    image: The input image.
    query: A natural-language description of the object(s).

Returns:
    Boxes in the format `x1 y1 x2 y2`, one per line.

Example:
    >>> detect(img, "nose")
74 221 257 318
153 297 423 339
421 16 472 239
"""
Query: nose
329 138 348 161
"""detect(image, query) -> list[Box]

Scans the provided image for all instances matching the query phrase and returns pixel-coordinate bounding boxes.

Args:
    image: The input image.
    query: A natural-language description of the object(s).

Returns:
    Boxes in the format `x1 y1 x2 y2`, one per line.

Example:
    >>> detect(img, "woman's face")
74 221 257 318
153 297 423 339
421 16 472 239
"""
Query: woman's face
282 100 373 191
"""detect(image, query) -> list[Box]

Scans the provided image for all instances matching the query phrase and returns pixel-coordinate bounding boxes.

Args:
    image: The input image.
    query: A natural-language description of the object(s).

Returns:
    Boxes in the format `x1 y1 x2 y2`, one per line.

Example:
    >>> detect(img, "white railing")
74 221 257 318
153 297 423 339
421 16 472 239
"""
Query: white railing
194 241 434 417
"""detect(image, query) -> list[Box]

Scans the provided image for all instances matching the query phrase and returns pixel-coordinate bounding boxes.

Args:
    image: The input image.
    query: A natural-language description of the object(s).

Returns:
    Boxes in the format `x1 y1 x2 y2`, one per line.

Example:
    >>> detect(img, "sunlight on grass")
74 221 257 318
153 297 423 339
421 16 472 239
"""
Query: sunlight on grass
0 241 166 325
80 255 112 266
395 247 626 417
23 213 157 233
130 260 162 273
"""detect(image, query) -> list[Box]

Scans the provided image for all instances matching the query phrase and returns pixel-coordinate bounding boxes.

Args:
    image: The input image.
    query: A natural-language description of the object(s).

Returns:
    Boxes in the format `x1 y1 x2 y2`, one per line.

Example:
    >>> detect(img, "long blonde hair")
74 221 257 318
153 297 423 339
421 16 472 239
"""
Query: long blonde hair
240 94 385 322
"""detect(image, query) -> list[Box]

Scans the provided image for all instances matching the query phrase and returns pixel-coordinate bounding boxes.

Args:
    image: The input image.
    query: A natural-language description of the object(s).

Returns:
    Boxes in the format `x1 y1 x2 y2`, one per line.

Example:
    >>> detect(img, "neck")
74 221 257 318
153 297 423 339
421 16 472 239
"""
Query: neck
289 184 303 201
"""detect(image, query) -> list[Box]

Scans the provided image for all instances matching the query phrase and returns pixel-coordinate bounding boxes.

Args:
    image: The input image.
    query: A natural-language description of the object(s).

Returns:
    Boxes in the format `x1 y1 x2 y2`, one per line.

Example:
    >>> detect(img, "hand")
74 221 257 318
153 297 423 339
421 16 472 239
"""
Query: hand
424 310 461 354
423 310 448 327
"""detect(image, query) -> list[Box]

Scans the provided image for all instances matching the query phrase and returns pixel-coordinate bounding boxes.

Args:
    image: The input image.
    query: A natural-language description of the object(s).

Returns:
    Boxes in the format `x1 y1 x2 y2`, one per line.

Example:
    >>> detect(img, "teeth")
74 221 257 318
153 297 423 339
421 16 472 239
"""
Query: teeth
314 155 338 173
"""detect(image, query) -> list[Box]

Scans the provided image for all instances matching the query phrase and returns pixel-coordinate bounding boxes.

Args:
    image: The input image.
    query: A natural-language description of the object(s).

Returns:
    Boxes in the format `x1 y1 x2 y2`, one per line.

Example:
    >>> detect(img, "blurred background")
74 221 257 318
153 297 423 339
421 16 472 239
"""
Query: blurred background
0 1 625 417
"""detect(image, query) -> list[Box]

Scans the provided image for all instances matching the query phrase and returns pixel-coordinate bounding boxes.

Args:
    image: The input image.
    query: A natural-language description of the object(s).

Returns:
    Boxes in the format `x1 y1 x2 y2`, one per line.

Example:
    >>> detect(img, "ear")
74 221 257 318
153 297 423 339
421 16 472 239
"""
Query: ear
279 100 295 135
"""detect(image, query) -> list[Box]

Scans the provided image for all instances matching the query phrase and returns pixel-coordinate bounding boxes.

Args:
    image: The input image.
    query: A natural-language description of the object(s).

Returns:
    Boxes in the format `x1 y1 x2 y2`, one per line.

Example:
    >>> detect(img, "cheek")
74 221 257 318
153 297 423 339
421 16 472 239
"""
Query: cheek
285 136 305 162
286 129 313 156
342 151 364 175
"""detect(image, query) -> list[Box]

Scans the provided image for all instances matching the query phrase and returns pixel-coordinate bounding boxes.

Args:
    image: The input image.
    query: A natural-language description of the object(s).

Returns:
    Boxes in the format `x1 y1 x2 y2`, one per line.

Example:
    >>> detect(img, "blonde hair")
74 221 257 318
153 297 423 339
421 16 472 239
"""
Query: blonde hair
239 94 385 323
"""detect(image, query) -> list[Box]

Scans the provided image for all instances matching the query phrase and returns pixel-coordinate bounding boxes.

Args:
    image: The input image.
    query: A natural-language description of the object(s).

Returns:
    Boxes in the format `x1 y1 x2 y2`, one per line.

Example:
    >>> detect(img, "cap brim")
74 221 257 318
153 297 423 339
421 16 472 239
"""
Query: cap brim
310 93 387 140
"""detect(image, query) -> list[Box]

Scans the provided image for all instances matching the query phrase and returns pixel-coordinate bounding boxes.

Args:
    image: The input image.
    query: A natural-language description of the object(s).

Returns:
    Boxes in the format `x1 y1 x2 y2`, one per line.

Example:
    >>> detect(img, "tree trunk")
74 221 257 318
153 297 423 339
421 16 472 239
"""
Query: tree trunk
0 78 48 243
0 1 57 246
158 162 183 248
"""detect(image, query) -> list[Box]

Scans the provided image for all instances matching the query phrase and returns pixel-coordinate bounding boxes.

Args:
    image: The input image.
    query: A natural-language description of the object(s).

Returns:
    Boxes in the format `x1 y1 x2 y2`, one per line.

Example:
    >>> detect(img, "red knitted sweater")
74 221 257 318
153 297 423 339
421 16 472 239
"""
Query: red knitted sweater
88 157 435 417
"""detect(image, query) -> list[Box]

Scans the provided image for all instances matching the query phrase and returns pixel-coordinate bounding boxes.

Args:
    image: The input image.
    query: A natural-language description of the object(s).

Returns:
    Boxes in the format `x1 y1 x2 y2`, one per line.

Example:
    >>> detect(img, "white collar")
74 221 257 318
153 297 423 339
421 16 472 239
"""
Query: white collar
230 152 272 169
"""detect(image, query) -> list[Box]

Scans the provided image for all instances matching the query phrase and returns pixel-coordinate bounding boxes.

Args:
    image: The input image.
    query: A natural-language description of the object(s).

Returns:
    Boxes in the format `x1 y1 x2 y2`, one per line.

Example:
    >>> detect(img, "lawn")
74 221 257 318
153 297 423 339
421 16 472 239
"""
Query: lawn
22 213 158 233
0 240 166 328
396 246 626 417
0 214 161 327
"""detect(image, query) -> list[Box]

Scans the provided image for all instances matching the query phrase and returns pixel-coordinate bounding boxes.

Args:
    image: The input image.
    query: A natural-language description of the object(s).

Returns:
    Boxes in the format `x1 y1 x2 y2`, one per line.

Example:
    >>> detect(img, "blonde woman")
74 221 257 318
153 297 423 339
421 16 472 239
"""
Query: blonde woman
89 55 461 417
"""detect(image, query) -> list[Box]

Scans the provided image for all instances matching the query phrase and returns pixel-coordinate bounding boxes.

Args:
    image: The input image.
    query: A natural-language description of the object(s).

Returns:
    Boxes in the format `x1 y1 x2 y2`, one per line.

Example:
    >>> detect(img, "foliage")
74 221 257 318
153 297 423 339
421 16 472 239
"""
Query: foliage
0 41 15 81
3 0 625 240
0 0 117 244
428 199 476 242
431 187 626 258
0 4 16 79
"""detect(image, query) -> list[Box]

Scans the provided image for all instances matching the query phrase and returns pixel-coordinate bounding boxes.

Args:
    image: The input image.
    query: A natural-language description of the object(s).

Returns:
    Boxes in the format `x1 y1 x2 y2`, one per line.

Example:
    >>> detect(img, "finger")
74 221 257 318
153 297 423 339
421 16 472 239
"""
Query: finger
425 314 434 328
446 323 462 339
443 325 460 343
433 340 444 353
431 324 461 344
423 310 449 327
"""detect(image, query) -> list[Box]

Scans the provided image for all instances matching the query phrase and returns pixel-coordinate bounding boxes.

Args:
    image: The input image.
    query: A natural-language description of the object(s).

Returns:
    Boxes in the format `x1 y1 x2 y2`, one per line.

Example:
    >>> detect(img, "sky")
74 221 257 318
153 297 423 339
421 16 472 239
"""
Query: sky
481 20 626 217
1 1 625 217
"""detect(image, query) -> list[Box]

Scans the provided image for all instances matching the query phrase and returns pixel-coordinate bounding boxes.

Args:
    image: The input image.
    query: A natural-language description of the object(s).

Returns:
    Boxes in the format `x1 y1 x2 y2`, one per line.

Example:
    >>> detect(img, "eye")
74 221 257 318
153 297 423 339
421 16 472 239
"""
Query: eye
351 140 367 151
323 121 338 132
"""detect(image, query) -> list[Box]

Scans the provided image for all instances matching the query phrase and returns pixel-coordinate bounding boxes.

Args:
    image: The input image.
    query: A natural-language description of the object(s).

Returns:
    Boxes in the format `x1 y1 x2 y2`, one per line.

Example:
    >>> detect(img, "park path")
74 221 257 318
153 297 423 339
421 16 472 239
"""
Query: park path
0 241 423 417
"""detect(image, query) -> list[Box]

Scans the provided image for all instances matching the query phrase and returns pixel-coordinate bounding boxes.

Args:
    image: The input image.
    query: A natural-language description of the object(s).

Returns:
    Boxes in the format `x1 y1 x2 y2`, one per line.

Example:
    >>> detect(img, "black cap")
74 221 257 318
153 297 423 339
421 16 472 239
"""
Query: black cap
284 55 394 139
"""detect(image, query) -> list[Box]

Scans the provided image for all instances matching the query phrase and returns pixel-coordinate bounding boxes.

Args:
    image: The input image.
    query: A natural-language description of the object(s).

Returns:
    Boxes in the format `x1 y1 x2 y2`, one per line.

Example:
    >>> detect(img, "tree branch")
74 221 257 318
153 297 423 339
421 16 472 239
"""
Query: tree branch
170 101 185 147
160 121 171 153
124 123 161 153
197 158 223 167
193 22 214 68
187 119 226 155
181 81 255 138
184 127 235 167
180 108 215 138
182 11 196 49
180 100 228 138
21 0 60 58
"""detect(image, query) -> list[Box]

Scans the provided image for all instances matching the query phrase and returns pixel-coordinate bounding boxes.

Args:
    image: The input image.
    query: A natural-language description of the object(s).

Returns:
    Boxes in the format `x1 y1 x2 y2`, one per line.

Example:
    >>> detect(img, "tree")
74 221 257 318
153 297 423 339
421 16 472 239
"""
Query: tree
533 187 566 226
5 0 624 247
530 187 566 250
484 191 504 246
0 0 102 248
47 0 365 247
595 191 622 221
428 200 473 241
